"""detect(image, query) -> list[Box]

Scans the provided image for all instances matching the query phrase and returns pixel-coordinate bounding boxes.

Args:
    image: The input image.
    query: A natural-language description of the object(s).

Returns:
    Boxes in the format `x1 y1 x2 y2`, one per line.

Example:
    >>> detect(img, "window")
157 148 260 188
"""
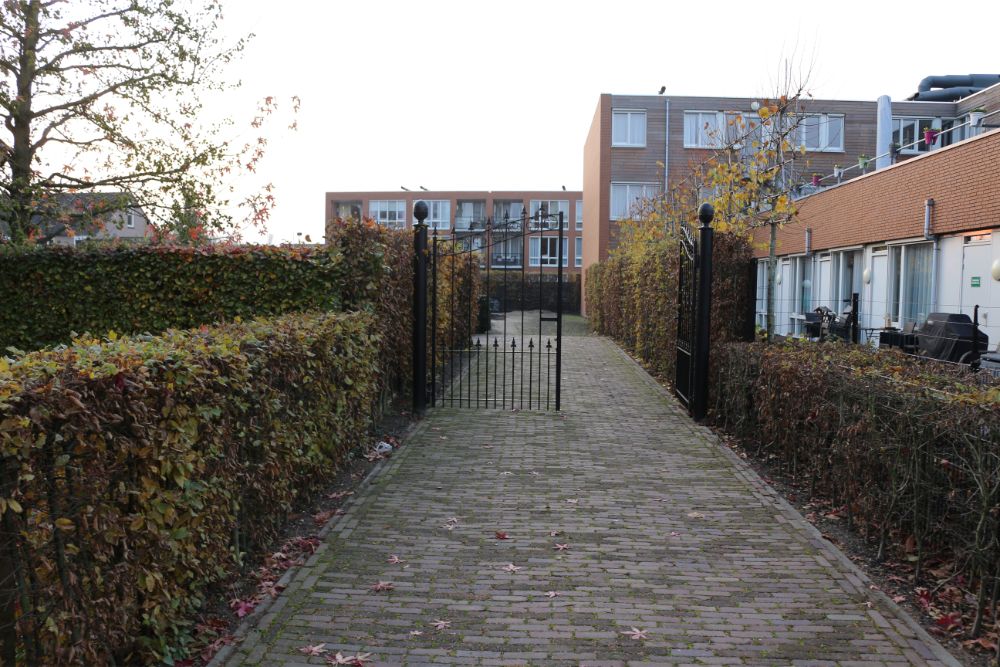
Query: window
795 256 812 314
529 200 569 229
369 200 406 228
575 200 583 231
456 200 486 231
415 200 450 230
575 237 583 267
612 109 646 147
529 237 569 267
125 210 137 229
332 200 362 220
795 114 844 152
892 117 935 153
610 183 659 220
887 243 933 327
493 200 524 230
491 238 522 268
684 111 722 148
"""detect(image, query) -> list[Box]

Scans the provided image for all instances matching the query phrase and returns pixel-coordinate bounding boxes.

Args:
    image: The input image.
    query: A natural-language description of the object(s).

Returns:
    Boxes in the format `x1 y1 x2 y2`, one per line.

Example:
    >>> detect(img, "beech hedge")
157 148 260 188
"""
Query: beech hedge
713 341 1000 636
585 234 756 383
0 310 379 664
0 242 382 352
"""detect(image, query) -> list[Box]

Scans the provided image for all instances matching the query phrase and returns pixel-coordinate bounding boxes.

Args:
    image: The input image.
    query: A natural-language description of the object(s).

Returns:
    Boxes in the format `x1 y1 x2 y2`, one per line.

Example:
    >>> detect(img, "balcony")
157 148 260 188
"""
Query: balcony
491 253 523 269
454 216 488 232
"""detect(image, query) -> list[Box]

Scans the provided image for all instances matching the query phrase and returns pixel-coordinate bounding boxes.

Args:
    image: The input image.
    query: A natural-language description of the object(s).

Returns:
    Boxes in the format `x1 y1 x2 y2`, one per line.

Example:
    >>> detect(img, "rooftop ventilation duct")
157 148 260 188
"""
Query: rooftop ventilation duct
908 74 1000 101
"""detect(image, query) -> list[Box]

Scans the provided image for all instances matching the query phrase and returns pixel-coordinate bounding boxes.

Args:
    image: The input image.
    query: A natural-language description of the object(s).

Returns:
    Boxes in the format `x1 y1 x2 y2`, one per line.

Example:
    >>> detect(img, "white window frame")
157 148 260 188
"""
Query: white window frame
529 236 569 267
575 236 583 267
415 200 450 231
530 199 569 229
575 200 583 231
610 182 659 221
126 209 136 229
683 111 724 148
369 199 407 229
795 113 845 153
892 117 938 154
612 109 646 148
886 240 934 328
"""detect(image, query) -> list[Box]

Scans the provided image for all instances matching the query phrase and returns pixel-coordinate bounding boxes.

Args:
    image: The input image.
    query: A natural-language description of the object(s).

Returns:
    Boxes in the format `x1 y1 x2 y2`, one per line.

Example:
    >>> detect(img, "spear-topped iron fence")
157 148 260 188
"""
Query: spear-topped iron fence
413 205 565 411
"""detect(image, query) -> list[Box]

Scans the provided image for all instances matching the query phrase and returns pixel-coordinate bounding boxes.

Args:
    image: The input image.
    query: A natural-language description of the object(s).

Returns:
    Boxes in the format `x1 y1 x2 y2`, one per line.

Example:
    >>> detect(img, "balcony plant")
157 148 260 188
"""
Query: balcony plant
923 127 938 147
858 154 870 171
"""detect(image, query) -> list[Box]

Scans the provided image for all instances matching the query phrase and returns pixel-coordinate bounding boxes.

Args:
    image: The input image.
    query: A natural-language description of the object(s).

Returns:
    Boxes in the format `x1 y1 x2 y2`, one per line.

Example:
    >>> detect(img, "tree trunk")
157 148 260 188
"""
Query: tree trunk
8 1 40 244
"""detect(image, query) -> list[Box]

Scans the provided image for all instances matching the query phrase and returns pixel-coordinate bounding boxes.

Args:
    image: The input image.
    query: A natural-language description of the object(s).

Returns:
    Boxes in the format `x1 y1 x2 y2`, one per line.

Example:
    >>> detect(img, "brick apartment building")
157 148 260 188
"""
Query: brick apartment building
581 78 1000 311
323 190 584 274
751 122 1000 346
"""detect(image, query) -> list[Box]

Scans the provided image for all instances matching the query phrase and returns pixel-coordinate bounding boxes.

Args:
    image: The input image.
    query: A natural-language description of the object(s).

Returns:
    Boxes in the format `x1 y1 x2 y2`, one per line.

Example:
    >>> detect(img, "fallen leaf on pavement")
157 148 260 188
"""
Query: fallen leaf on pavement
621 627 648 640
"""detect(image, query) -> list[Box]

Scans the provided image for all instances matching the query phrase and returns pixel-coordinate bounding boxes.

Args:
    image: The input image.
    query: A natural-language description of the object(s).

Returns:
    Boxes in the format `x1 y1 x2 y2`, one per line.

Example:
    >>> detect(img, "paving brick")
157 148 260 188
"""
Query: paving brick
218 336 959 667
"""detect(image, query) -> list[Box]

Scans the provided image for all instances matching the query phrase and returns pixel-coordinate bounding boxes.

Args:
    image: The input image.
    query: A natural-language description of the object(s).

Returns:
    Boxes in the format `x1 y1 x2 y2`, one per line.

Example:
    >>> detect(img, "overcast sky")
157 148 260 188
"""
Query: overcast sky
210 0 1000 243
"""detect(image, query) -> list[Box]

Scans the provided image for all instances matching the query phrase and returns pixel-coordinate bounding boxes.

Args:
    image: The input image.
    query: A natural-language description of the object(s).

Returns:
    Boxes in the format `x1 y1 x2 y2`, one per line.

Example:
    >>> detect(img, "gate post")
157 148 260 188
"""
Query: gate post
413 201 429 415
555 211 564 410
692 203 714 421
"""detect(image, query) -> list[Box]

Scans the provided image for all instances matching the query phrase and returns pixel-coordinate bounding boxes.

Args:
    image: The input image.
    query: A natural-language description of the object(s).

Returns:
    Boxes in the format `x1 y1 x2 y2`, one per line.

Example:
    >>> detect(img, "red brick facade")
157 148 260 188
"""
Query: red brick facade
753 128 1000 256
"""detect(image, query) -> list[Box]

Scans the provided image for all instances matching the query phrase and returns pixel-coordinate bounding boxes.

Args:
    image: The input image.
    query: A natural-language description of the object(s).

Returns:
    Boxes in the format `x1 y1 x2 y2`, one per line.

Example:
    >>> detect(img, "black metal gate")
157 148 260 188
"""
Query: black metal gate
674 203 715 421
675 228 697 410
413 205 565 411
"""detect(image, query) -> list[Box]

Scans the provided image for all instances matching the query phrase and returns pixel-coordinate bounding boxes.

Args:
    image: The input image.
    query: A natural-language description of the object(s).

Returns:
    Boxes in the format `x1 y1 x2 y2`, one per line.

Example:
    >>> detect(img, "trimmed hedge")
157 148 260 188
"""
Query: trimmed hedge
713 341 1000 635
0 311 379 664
325 219 413 396
0 242 382 352
485 272 581 315
585 233 756 383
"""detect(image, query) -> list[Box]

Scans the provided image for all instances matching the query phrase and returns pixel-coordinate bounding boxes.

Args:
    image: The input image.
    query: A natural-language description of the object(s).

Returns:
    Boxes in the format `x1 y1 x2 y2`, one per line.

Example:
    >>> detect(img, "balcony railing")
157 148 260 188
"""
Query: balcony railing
491 254 523 269
454 216 488 232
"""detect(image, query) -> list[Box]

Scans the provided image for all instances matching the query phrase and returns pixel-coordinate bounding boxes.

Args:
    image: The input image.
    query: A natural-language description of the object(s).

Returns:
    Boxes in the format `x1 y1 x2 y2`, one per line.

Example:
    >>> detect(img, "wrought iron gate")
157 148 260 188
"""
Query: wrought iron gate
414 206 565 411
674 204 715 421
674 226 697 411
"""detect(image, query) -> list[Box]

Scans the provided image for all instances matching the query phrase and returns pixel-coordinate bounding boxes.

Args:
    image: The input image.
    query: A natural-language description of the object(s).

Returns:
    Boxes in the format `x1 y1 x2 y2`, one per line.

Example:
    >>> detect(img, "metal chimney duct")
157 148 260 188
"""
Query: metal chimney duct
875 95 893 171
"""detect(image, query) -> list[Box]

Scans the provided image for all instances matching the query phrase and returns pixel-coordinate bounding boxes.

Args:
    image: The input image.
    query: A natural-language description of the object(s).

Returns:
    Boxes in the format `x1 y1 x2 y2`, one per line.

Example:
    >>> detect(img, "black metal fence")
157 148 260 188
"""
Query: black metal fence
413 205 565 411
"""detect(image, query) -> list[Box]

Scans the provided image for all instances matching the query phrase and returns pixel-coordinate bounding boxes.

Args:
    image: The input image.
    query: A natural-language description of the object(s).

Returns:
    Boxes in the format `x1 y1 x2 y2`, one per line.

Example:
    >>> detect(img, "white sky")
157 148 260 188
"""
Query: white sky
209 0 1000 243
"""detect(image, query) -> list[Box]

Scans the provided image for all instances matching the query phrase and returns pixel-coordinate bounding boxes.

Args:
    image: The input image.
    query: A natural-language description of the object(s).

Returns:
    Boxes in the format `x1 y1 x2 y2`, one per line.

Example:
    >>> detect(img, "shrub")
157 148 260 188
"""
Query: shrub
0 242 382 352
585 233 755 383
713 341 1000 635
0 311 379 664
325 219 413 397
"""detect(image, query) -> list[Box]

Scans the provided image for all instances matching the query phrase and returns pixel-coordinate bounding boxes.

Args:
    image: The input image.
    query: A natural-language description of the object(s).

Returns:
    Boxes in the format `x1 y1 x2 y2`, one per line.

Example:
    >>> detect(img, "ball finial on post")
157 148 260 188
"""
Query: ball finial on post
413 200 429 225
697 203 714 229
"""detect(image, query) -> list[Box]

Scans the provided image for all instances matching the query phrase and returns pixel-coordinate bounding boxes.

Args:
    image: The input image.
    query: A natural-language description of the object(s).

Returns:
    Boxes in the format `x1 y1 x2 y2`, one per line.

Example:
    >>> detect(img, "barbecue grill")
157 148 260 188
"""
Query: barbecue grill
915 312 989 364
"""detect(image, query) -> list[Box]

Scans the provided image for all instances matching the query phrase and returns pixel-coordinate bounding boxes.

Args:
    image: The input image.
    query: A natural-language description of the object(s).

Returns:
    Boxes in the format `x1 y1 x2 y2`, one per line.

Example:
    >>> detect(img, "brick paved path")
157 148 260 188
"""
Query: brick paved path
220 335 958 667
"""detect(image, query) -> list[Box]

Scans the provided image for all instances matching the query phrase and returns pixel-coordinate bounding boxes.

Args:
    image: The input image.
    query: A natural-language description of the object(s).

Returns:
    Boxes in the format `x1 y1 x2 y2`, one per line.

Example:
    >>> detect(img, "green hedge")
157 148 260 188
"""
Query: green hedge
585 233 756 383
713 341 1000 637
0 243 382 352
0 311 379 664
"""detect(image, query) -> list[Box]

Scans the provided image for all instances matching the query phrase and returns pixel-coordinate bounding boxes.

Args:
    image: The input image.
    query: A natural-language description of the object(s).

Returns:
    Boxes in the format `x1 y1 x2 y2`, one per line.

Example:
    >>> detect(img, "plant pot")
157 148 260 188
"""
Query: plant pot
811 174 821 186
924 129 938 147
858 156 870 170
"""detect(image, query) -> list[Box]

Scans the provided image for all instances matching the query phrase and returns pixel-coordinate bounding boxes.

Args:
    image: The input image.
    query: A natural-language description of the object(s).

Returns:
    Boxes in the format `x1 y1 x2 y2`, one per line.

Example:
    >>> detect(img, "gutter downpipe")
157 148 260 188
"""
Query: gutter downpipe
924 198 938 312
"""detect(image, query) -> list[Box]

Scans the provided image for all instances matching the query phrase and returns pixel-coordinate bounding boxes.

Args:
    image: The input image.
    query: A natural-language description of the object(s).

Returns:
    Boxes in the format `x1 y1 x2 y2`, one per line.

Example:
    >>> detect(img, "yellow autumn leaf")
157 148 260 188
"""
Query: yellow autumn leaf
757 106 771 120
107 330 118 341
55 518 74 530
5 498 22 513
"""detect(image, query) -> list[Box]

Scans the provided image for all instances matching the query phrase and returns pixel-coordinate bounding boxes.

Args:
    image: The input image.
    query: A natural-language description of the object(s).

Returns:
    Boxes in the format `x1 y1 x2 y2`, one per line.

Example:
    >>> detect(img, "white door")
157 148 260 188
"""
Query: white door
779 260 793 335
818 257 831 309
961 242 994 343
868 253 889 340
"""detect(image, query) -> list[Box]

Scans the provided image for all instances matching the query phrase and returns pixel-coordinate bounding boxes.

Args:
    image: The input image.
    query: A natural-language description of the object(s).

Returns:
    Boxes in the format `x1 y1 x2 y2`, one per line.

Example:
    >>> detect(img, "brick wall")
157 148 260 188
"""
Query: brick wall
752 128 1000 257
